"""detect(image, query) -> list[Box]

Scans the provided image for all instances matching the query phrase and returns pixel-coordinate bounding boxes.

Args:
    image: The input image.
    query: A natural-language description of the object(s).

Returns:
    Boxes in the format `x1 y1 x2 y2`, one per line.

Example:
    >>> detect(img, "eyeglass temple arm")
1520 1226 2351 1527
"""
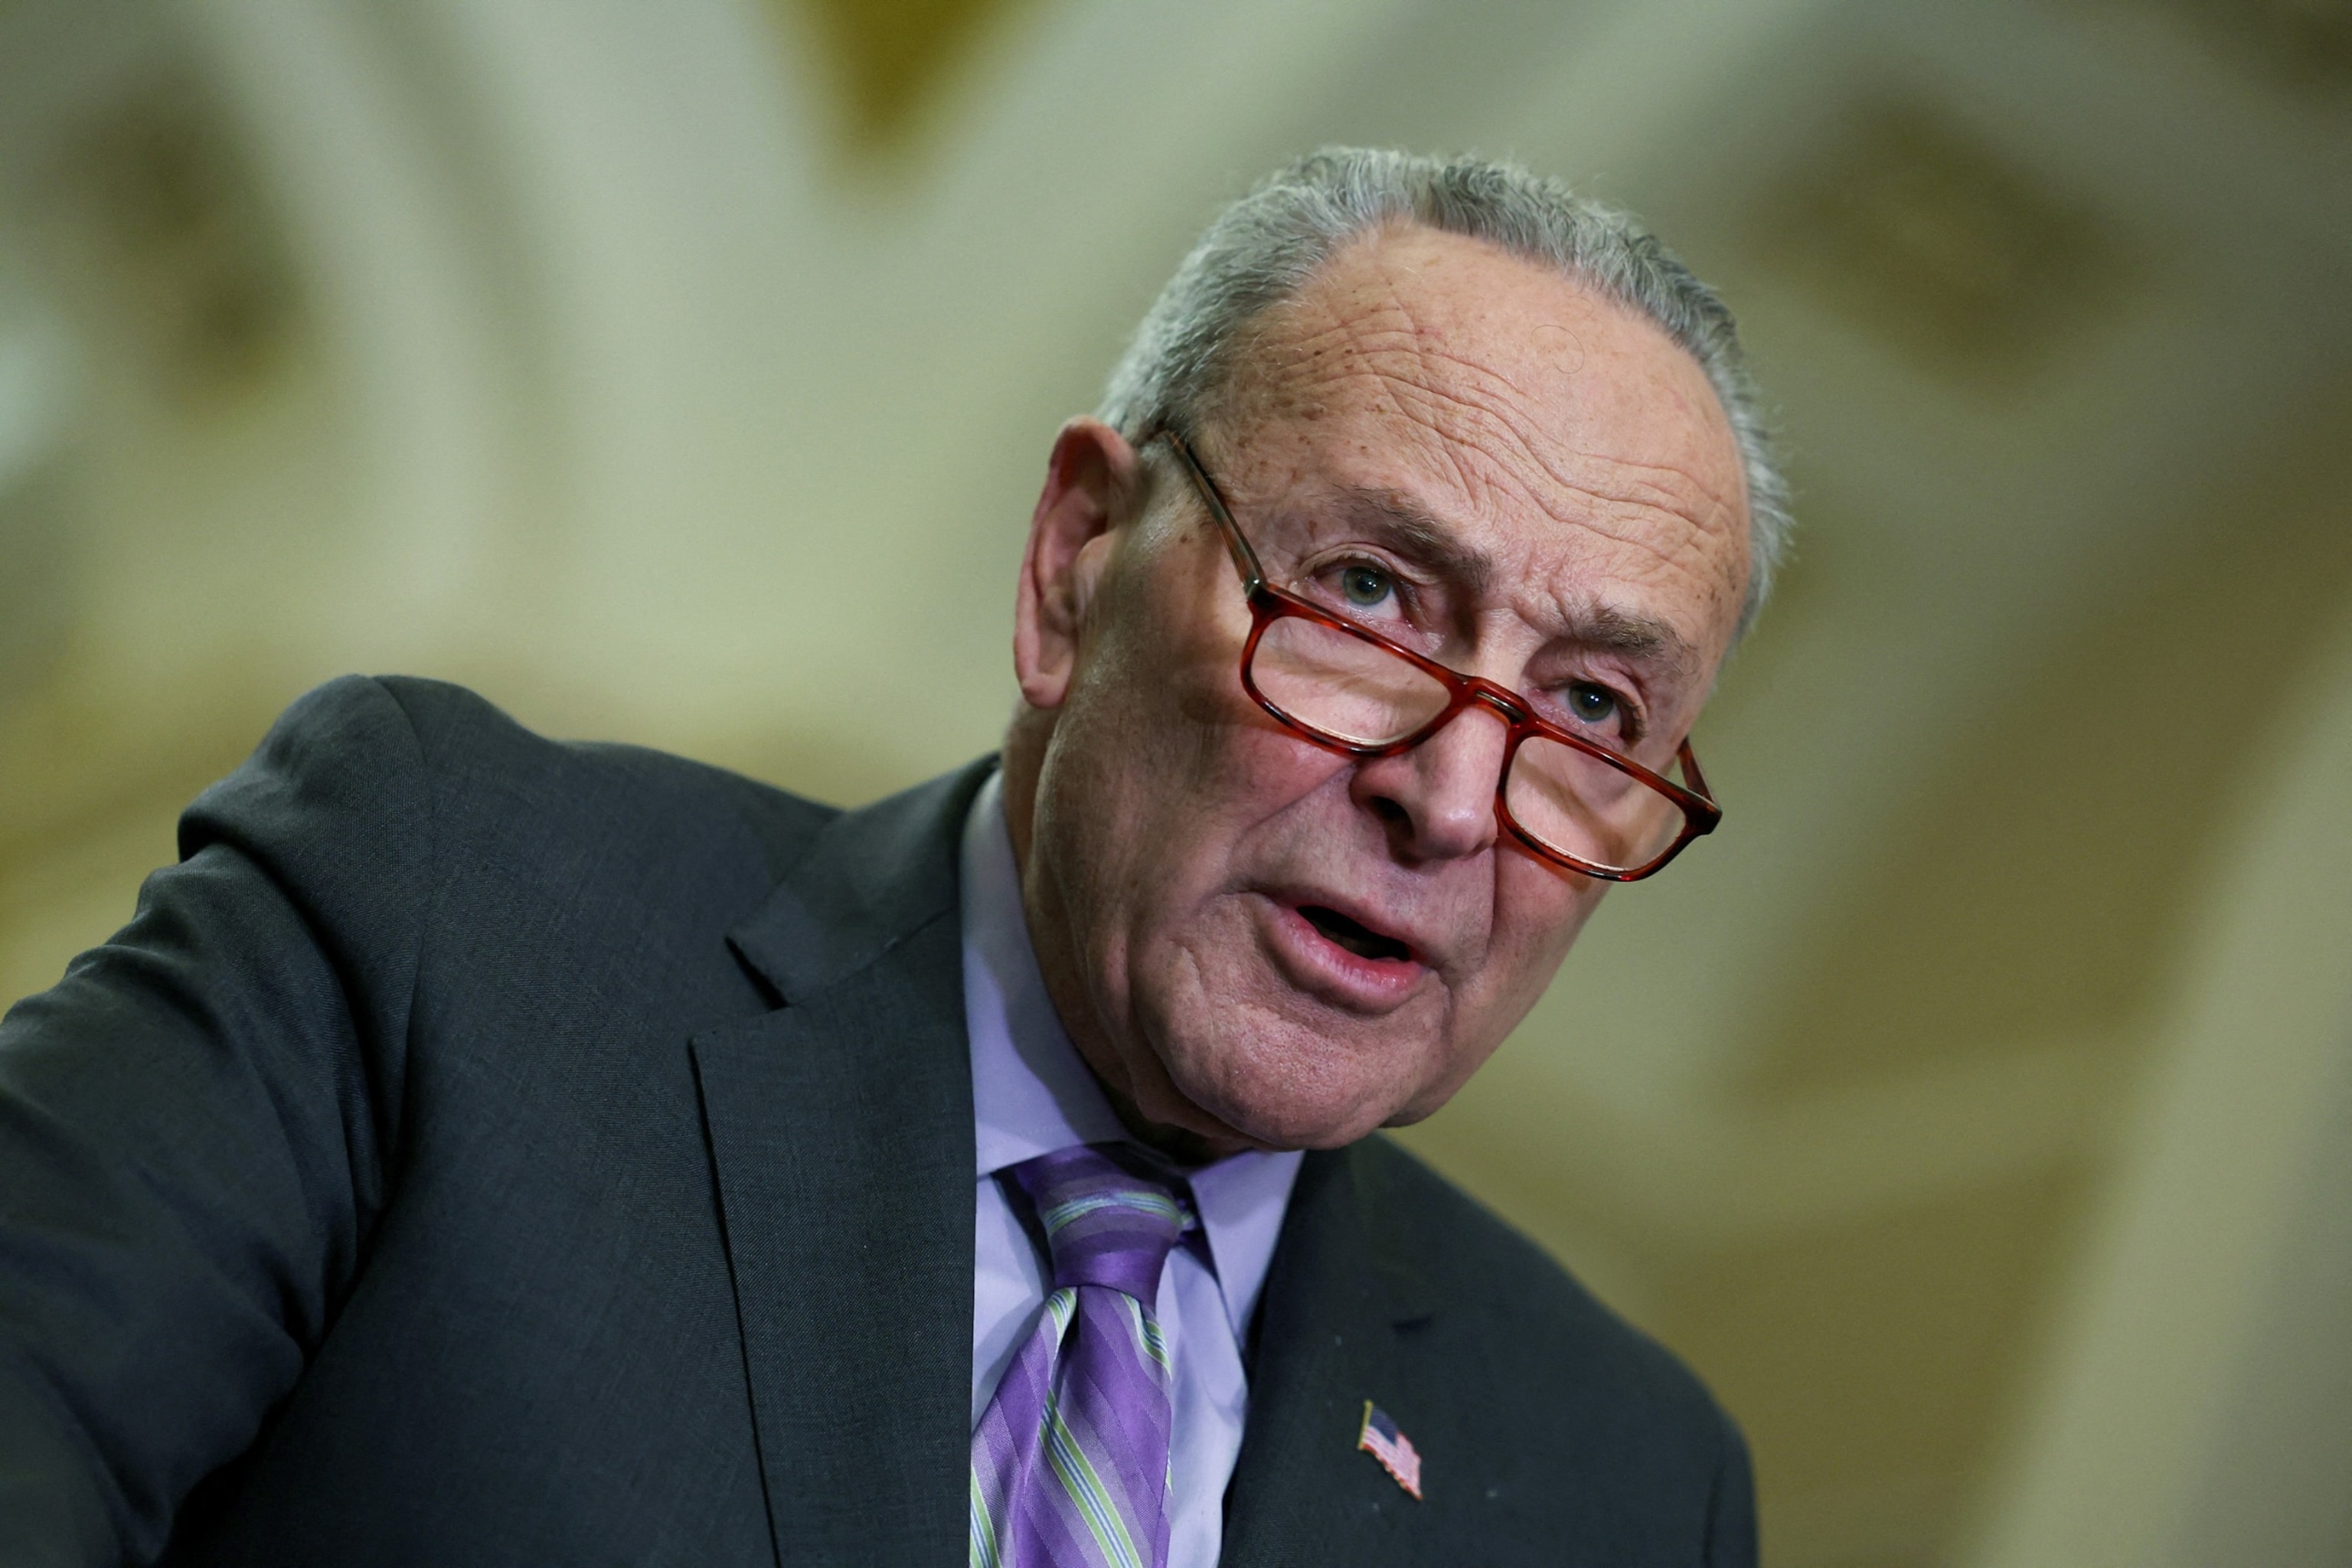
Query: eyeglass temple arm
1676 738 1719 815
1159 430 1267 593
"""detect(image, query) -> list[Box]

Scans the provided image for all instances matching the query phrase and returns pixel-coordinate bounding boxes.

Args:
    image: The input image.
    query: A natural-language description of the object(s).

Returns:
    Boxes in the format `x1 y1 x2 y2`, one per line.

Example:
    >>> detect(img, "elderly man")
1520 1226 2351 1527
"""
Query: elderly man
0 149 1785 1566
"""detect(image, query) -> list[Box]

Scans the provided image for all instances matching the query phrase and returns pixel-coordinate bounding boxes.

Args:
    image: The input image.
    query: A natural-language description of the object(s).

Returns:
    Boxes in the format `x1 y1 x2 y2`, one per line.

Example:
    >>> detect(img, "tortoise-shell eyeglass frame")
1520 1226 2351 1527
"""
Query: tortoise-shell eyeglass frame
1153 428 1722 883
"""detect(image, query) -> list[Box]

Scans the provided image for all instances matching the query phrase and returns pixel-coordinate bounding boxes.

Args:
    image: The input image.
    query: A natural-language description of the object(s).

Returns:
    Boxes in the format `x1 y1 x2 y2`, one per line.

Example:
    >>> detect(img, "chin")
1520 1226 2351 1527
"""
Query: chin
1161 1021 1430 1152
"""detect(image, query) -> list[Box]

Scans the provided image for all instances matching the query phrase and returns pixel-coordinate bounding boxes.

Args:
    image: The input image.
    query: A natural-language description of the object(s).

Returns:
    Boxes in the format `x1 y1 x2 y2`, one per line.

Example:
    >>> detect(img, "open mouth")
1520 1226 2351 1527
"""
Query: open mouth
1298 904 1413 964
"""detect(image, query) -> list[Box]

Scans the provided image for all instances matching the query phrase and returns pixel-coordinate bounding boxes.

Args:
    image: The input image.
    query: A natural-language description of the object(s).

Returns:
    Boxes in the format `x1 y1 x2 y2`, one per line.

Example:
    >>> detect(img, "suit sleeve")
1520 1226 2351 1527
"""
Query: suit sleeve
0 675 432 1566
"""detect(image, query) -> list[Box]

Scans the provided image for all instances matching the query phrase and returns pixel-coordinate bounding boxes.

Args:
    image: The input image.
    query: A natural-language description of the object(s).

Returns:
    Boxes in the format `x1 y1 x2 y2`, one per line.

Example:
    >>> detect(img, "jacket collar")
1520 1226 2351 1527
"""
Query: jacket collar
724 756 998 1006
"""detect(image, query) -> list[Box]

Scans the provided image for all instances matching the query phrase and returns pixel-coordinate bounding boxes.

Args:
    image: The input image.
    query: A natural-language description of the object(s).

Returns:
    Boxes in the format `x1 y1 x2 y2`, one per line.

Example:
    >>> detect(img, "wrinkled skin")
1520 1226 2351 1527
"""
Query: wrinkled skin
1002 224 1750 1159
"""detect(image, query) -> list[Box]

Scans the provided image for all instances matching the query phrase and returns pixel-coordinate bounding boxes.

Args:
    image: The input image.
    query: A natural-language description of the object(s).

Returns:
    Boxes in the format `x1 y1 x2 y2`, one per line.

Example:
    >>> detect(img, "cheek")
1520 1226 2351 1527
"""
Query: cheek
1391 861 1603 1123
1076 718 1354 969
1044 570 1325 938
1484 857 1606 1004
1070 586 1341 872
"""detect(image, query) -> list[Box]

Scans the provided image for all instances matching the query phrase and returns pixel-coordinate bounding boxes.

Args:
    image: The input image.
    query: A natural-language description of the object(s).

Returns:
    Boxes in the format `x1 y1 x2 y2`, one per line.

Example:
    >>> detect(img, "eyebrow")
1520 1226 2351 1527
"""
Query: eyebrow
1573 601 1700 681
1321 485 1700 678
1322 487 1496 597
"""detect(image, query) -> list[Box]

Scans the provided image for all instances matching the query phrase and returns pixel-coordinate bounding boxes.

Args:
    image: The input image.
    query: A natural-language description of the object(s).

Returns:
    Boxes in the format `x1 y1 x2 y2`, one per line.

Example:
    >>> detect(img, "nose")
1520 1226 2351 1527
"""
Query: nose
1348 696 1511 864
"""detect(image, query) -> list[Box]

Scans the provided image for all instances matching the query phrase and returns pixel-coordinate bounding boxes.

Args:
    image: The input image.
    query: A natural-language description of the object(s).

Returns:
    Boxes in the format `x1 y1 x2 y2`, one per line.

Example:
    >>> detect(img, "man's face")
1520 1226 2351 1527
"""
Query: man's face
1008 225 1750 1155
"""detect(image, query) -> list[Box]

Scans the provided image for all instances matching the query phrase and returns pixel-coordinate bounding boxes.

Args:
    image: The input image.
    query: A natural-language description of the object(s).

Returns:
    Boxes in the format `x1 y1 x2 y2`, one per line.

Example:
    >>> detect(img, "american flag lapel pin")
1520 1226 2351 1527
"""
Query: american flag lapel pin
1357 1400 1423 1500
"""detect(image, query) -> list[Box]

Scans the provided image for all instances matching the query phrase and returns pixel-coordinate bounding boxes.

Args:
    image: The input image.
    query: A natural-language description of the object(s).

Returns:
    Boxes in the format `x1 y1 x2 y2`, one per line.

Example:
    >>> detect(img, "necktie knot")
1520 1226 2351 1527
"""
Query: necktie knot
1011 1144 1192 1304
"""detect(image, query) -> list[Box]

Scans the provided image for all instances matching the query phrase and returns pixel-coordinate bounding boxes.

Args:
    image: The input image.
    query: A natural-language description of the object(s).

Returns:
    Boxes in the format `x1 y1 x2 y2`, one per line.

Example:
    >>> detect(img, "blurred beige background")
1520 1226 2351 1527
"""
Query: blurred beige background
2 1 2349 1563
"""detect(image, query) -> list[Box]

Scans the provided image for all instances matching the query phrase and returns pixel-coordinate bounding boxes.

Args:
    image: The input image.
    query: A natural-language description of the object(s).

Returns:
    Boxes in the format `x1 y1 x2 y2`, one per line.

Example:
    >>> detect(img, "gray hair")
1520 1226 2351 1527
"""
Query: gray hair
1098 148 1792 635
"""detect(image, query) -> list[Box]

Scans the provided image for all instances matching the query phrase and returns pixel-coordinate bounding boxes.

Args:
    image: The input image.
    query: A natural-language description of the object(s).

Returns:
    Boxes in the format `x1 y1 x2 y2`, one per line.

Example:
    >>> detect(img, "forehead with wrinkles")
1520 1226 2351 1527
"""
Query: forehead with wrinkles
1206 224 1751 663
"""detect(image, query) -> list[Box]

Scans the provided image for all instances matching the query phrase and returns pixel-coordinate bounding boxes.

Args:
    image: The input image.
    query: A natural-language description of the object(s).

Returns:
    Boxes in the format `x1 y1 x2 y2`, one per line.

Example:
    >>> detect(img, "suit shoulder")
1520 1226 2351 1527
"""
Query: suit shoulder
1357 1134 1734 1436
361 675 840 877
1354 1134 1596 1315
1363 1136 1759 1563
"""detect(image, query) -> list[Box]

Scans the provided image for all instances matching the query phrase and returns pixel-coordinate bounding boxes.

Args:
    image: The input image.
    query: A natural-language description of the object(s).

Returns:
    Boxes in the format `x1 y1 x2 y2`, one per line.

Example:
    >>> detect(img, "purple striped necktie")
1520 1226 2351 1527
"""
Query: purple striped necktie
971 1144 1195 1568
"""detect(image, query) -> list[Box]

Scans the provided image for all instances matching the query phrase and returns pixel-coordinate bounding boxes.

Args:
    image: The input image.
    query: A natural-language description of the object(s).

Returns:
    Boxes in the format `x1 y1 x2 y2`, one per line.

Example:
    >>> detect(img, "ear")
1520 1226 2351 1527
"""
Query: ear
1013 418 1144 711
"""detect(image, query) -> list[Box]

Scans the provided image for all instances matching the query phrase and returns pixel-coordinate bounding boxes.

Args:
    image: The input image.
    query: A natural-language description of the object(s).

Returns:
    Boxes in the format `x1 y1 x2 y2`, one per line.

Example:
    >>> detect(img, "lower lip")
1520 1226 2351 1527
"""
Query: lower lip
1260 899 1429 1012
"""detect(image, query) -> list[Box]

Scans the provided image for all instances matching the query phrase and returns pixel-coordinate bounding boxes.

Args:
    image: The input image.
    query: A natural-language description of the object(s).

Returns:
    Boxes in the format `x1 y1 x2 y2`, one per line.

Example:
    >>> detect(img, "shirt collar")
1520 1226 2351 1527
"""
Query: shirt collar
960 768 1303 1339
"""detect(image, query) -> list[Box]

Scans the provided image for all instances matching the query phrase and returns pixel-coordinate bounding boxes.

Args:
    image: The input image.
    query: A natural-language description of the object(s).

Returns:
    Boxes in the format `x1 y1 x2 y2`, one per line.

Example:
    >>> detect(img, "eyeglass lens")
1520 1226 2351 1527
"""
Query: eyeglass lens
1250 613 1687 874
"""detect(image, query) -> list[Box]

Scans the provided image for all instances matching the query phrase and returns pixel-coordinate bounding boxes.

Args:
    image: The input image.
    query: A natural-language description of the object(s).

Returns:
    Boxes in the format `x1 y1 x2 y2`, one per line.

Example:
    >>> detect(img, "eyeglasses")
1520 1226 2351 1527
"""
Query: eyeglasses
1157 430 1721 881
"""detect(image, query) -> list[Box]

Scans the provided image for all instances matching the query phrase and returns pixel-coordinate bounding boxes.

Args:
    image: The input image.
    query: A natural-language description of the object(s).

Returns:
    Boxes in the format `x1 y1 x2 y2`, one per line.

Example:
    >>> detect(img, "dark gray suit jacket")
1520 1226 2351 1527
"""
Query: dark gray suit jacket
0 675 1754 1566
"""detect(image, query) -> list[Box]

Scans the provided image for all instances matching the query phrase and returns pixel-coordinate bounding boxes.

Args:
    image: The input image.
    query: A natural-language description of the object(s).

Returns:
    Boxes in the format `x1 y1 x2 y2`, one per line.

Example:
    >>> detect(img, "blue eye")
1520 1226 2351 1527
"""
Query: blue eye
1566 682 1619 725
1340 564 1393 608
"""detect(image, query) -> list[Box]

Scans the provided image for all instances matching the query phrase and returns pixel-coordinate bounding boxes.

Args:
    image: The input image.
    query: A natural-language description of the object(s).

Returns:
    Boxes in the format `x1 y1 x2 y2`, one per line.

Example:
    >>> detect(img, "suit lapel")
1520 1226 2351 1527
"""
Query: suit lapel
1220 1139 1441 1566
690 763 992 1566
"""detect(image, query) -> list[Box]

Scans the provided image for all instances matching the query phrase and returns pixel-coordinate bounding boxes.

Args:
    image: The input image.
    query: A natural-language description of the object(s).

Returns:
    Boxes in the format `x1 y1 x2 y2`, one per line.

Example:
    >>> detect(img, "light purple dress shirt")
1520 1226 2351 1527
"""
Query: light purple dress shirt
961 769 1304 1568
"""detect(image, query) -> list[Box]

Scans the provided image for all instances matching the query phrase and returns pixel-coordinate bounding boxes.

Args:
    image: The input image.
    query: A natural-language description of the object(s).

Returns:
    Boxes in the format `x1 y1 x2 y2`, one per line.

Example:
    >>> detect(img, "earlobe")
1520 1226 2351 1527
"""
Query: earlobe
1012 418 1142 711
